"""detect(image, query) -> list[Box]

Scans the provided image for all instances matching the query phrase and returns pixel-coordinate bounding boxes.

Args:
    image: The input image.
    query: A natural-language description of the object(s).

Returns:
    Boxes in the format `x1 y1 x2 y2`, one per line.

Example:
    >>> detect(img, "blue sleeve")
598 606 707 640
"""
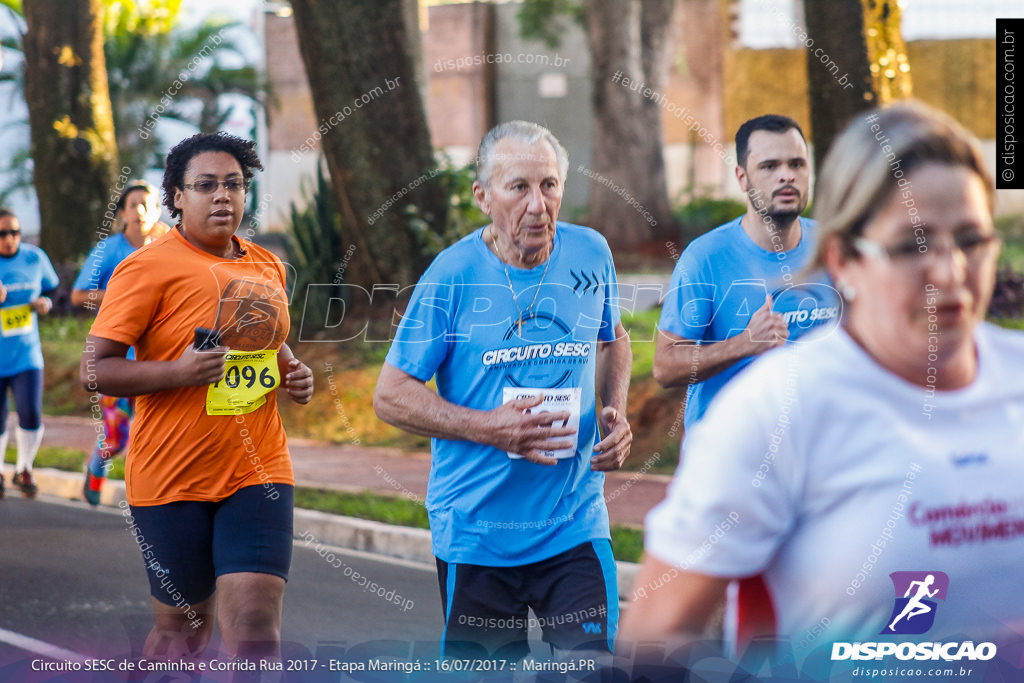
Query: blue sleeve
384 265 455 382
598 247 621 342
39 249 59 292
73 242 110 291
658 250 713 340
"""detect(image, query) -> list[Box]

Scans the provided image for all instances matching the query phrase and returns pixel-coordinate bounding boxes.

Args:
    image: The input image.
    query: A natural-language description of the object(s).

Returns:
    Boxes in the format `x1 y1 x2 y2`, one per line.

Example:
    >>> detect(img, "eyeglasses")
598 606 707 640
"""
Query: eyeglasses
183 178 247 194
853 232 1000 267
0 229 20 238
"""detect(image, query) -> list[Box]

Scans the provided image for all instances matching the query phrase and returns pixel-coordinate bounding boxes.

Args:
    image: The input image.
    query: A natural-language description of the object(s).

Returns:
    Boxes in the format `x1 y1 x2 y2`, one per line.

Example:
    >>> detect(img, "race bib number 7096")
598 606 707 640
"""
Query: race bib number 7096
205 349 280 416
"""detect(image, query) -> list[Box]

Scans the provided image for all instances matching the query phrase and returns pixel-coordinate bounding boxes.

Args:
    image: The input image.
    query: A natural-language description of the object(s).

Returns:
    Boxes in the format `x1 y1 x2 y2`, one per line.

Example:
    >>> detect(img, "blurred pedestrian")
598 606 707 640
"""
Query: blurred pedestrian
71 180 168 504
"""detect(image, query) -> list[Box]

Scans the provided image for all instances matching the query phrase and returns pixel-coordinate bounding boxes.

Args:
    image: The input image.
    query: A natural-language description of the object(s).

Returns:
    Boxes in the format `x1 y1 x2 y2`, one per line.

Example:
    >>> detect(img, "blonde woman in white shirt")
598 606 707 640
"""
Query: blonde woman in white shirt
620 102 1021 671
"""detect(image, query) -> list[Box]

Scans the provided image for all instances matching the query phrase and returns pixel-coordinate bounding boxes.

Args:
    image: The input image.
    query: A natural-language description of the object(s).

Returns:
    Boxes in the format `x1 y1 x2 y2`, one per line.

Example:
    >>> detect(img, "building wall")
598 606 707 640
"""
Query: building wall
719 37 1022 212
263 13 321 231
491 2 592 216
422 1 494 160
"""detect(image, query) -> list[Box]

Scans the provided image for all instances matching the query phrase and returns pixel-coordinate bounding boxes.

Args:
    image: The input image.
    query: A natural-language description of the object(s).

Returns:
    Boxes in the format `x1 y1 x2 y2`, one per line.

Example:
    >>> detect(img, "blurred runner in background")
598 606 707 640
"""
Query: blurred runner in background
0 208 58 498
72 180 169 504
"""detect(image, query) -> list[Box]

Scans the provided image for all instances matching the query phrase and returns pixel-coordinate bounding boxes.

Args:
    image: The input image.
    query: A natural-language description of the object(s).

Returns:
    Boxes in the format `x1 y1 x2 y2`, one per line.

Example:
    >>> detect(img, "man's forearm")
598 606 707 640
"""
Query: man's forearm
654 333 754 388
597 333 631 412
71 289 104 307
373 366 487 443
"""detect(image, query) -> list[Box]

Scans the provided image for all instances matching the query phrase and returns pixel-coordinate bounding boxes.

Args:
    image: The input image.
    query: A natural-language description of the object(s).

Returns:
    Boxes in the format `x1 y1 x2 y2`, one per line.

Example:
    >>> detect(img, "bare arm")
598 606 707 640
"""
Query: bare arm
30 295 52 315
80 335 227 396
277 343 313 404
71 289 104 308
592 321 632 471
373 362 577 466
653 295 788 388
617 554 730 649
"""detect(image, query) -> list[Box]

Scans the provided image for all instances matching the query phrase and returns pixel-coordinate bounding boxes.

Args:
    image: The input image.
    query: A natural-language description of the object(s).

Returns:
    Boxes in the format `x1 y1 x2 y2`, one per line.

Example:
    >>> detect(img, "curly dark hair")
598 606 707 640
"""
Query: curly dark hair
162 132 264 221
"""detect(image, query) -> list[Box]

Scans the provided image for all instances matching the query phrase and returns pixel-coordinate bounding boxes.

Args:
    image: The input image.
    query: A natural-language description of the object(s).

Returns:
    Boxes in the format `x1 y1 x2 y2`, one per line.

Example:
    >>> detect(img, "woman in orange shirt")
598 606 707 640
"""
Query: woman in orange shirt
81 132 313 666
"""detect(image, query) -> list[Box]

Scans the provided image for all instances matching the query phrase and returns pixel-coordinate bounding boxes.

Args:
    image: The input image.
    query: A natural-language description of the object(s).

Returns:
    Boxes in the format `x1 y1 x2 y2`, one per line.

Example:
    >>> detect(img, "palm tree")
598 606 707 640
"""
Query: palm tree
0 1 32 205
104 0 263 172
0 0 263 182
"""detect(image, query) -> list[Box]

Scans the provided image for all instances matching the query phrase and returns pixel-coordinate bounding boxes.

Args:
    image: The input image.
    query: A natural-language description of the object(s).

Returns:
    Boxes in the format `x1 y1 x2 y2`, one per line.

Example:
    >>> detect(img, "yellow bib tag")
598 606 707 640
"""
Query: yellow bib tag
205 349 280 416
0 304 32 337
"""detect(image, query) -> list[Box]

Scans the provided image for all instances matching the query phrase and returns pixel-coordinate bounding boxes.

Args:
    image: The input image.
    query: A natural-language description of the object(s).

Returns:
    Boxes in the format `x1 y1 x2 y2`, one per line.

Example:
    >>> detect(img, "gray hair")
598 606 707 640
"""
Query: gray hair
476 120 569 188
811 101 994 270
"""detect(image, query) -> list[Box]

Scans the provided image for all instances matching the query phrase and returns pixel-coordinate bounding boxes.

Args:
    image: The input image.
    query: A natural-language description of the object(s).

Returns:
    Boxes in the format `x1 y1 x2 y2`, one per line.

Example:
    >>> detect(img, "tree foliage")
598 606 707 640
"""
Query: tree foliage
104 0 262 172
516 0 584 48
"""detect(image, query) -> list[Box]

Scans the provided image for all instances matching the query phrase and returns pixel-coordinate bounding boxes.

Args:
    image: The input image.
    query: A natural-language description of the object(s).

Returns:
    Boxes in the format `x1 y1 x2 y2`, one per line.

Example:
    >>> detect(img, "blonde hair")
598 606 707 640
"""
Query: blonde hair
811 101 994 270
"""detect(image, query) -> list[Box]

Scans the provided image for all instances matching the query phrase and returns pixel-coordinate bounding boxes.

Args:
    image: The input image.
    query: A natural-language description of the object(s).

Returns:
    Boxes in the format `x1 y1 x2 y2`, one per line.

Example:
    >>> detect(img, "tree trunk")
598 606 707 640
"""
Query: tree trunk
289 0 448 288
585 0 677 248
803 0 876 176
23 0 119 265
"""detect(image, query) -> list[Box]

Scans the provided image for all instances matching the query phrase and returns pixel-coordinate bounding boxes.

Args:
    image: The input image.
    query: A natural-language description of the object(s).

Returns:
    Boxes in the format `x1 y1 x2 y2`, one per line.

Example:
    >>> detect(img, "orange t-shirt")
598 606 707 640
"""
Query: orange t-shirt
90 228 293 505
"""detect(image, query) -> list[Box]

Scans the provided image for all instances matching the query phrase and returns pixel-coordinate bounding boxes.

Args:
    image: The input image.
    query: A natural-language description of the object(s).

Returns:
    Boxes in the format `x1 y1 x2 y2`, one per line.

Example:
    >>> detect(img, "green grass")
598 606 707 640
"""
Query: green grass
3 445 124 479
38 316 95 415
294 487 431 528
621 308 661 381
294 487 643 562
8 450 645 562
610 526 644 563
1001 241 1024 271
995 317 1024 331
997 213 1024 271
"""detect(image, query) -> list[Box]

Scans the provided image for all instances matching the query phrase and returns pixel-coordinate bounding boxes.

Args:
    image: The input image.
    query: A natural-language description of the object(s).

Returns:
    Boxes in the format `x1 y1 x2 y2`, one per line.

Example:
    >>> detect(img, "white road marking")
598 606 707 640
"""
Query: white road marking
0 626 87 662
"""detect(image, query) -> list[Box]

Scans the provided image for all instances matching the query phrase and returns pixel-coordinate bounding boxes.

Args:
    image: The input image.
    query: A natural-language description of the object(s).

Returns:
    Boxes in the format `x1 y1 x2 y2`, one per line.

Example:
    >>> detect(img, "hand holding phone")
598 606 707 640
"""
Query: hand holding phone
194 327 223 351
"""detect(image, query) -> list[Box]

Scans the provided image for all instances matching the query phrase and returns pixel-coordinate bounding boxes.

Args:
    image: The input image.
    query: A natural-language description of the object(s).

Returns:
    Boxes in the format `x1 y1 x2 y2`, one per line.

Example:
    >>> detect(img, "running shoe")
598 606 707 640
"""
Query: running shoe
83 468 104 506
13 470 37 498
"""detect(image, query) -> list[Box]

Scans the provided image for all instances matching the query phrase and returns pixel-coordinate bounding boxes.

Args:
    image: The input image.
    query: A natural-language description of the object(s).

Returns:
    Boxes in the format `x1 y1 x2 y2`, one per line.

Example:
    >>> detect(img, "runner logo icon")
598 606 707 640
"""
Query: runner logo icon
881 571 949 635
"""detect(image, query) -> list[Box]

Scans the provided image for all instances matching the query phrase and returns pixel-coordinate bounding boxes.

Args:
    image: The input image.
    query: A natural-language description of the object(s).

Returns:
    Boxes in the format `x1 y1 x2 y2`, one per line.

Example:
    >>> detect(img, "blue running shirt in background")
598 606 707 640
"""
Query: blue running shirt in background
0 244 59 376
73 233 136 292
659 216 839 429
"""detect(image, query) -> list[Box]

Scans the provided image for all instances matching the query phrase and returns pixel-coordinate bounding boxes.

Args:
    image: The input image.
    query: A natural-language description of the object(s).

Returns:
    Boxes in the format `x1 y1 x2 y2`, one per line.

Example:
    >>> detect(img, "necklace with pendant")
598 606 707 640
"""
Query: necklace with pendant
490 227 551 335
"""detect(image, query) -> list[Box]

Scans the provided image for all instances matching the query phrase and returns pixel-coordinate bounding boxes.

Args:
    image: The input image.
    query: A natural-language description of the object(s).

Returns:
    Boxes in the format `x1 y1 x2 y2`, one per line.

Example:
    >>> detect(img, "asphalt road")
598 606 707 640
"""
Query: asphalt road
0 495 447 682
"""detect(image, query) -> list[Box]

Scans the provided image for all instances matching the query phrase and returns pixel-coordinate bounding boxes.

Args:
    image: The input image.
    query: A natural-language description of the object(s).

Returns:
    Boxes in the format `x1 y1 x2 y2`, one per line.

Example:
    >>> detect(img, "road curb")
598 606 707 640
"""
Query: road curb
7 466 640 599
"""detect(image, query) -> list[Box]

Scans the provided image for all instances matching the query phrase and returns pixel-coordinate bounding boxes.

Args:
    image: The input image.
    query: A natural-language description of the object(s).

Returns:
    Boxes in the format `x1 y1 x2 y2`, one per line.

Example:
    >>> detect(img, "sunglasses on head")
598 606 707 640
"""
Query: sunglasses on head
0 229 20 238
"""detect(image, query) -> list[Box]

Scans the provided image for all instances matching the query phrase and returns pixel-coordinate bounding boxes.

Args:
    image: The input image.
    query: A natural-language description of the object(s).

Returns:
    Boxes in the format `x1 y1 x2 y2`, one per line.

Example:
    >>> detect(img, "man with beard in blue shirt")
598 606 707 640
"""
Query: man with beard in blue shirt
654 115 839 430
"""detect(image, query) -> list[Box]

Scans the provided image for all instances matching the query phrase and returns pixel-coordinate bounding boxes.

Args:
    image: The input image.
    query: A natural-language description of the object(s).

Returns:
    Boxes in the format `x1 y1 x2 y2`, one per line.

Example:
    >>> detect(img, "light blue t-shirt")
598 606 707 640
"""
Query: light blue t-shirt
385 223 621 566
658 216 839 428
73 233 136 292
0 244 59 376
74 232 141 360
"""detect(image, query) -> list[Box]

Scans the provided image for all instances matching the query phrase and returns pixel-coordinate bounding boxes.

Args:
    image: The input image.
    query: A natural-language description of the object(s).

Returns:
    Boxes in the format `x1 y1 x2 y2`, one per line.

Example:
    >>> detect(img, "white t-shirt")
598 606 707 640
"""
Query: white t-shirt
645 323 1024 655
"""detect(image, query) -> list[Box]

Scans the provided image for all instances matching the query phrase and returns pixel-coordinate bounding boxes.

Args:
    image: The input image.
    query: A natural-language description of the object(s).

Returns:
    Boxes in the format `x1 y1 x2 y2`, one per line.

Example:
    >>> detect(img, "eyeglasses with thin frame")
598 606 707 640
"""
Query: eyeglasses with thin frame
0 229 20 238
183 178 247 194
853 232 1000 267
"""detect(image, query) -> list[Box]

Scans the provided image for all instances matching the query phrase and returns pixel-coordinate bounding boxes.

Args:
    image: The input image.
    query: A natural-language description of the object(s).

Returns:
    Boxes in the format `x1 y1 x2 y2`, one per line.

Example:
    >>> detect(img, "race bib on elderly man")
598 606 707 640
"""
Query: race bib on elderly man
502 386 582 459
